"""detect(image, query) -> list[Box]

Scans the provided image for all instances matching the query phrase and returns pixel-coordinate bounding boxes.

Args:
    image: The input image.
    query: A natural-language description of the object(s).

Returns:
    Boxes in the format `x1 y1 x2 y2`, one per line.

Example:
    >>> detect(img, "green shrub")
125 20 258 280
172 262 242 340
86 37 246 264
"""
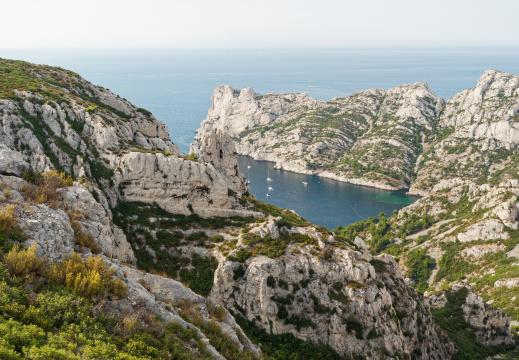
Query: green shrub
343 317 363 339
3 244 42 280
233 265 246 280
46 252 127 300
178 254 217 296
234 250 252 263
185 231 208 241
233 312 348 359
211 234 225 243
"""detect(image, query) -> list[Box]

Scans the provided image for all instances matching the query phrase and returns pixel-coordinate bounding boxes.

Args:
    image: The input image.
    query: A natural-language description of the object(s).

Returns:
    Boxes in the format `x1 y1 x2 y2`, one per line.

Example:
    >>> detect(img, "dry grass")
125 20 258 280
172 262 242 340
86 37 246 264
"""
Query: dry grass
22 170 73 208
206 299 227 322
137 278 150 291
0 204 24 238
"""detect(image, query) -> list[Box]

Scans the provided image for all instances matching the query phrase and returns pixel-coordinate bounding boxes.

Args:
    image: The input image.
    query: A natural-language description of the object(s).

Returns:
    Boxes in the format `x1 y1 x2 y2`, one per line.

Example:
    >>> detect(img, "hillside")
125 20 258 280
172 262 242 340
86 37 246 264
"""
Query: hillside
0 58 516 359
191 70 519 193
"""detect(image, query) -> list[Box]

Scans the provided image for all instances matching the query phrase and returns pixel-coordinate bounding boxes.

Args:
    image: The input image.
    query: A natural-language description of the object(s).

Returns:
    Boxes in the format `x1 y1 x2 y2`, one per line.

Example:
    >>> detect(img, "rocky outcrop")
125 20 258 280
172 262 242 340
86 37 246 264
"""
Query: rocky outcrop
192 83 441 190
210 220 456 359
194 70 519 194
0 175 260 359
58 186 135 263
0 173 134 263
109 262 261 358
411 70 519 194
0 59 252 220
198 130 250 194
109 151 253 218
429 283 514 346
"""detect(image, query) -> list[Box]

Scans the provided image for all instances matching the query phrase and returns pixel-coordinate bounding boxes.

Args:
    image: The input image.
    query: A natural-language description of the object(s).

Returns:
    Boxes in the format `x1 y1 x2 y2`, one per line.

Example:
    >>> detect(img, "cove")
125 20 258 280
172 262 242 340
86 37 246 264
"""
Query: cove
238 156 418 230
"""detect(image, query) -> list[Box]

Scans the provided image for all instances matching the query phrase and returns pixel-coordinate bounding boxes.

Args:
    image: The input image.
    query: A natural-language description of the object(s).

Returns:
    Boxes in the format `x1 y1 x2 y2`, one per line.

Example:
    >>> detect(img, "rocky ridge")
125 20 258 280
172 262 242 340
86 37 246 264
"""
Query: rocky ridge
192 70 519 193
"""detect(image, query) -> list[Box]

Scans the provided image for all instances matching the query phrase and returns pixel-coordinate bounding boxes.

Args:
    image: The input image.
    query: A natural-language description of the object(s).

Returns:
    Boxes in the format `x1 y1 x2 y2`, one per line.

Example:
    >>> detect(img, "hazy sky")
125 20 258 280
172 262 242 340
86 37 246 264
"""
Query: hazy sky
2 0 518 49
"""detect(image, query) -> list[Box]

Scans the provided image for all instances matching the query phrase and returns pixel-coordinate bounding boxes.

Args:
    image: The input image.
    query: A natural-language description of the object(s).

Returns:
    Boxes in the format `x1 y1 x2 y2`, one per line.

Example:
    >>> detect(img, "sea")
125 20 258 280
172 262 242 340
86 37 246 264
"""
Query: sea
3 47 519 229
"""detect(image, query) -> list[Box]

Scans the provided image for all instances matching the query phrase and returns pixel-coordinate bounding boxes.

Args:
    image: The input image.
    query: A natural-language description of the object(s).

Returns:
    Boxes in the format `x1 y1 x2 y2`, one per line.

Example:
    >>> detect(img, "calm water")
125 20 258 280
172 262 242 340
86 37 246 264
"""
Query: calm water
238 156 417 229
2 48 519 227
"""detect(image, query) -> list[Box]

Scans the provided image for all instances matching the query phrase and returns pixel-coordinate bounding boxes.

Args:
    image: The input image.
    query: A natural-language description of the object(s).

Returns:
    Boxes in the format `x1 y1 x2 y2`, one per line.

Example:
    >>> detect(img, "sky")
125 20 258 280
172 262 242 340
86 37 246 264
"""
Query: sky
1 0 518 49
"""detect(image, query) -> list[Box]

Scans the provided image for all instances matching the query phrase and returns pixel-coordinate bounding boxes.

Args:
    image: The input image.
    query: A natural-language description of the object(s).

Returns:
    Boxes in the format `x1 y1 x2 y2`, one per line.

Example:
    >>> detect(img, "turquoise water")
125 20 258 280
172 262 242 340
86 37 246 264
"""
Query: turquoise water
238 156 417 230
2 47 519 227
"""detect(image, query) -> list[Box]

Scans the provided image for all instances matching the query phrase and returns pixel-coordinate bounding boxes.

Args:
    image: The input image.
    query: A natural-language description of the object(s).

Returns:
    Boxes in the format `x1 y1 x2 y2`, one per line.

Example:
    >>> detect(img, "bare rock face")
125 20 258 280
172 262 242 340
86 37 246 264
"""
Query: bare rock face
0 173 135 263
198 130 250 194
210 222 456 360
20 204 77 261
58 186 135 263
191 83 441 191
429 283 514 346
110 151 253 218
412 70 519 194
190 85 321 154
0 144 30 176
440 70 519 145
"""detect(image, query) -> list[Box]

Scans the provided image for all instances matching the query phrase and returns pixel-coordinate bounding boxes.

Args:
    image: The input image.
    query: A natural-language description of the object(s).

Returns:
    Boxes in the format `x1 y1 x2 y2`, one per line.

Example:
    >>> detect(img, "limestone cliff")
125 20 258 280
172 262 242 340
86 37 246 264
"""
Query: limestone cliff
192 83 442 190
411 70 519 194
193 70 519 193
0 58 248 218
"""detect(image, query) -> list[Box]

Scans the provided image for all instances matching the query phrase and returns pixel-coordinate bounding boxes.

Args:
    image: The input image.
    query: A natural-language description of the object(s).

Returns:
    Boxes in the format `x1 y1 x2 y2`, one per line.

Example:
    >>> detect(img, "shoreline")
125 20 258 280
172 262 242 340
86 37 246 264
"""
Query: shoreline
237 154 422 198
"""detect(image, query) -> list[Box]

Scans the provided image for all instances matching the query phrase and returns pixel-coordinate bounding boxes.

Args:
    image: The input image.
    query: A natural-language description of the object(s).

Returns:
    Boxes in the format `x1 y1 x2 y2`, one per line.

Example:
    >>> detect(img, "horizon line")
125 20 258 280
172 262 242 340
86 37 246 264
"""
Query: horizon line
2 45 519 52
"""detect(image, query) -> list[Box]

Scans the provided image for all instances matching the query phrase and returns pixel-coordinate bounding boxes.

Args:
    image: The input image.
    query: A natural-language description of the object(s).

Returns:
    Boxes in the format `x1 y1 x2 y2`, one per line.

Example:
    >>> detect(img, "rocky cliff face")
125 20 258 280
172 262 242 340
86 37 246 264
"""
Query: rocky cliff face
0 58 248 218
429 283 514 347
411 70 519 194
193 70 519 193
192 83 442 190
211 225 455 359
198 130 250 195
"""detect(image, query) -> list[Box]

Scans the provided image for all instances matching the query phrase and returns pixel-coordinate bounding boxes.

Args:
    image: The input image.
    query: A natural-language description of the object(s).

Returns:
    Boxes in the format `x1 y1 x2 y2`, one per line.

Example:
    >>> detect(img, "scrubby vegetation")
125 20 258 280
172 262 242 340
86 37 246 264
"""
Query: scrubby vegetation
111 201 254 296
0 244 220 359
175 300 260 360
233 312 348 360
0 204 27 252
21 170 73 208
431 287 516 360
403 249 436 293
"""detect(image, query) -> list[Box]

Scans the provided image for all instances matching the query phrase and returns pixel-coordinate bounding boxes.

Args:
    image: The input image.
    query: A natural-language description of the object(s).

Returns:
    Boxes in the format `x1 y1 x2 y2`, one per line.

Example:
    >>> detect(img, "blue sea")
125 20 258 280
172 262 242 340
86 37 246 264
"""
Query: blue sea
3 48 519 228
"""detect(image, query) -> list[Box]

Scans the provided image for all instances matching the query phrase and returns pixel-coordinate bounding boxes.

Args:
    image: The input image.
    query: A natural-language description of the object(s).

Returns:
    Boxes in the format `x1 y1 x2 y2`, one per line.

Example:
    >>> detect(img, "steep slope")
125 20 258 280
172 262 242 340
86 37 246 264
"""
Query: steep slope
193 70 519 194
411 70 519 194
191 83 442 190
0 58 249 217
336 178 519 356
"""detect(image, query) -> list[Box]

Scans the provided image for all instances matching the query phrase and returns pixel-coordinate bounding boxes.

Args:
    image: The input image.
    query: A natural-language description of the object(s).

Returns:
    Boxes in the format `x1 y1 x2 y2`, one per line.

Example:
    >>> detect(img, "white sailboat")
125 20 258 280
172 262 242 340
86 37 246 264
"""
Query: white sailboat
302 181 308 186
266 169 273 197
